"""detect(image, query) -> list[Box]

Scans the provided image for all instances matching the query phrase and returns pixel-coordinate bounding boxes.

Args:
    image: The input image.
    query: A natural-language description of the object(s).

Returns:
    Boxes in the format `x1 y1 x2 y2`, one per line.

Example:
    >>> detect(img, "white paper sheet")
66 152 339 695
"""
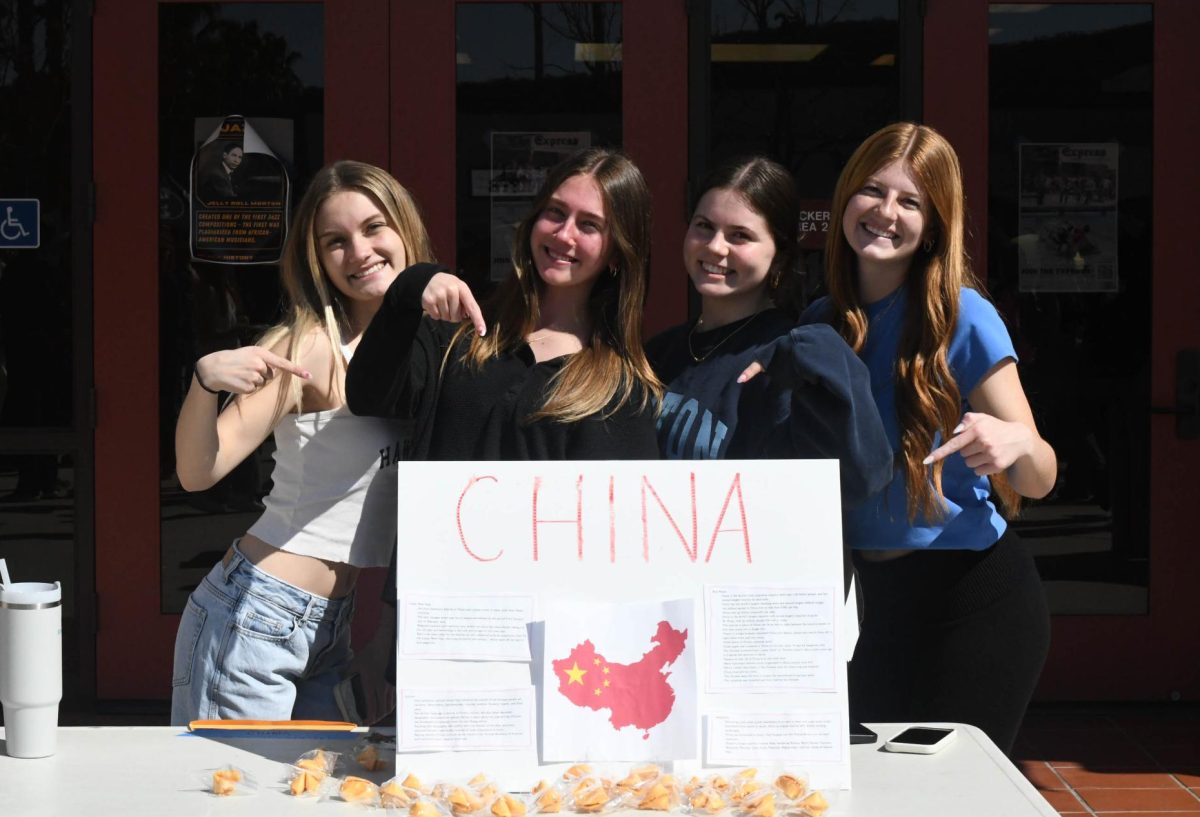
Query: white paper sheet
400 593 534 661
398 687 535 751
706 711 844 765
542 599 698 761
705 585 837 693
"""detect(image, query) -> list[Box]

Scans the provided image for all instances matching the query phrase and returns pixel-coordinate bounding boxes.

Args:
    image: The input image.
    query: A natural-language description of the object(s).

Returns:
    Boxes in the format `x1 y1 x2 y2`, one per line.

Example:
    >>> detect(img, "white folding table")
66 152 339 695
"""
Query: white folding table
0 723 1055 816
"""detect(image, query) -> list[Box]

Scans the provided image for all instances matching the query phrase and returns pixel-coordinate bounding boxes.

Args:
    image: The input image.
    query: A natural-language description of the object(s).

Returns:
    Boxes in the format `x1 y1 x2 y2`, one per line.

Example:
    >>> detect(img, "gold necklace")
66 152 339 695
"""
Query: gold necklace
687 310 765 363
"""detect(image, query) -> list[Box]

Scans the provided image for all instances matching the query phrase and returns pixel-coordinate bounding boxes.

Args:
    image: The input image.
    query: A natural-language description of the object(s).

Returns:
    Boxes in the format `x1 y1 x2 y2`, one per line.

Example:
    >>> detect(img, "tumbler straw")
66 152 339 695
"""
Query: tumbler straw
0 558 10 587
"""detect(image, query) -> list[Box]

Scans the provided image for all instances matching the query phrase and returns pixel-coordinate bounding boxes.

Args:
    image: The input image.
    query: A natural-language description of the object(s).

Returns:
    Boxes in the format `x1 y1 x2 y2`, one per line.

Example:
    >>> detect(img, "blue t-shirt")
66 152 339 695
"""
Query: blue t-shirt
800 287 1016 551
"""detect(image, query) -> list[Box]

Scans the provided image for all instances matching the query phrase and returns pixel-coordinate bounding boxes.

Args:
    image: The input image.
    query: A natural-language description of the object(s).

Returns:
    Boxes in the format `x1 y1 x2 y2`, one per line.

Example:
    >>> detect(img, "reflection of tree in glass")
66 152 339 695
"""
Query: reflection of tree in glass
538 3 621 79
159 5 305 121
720 0 854 34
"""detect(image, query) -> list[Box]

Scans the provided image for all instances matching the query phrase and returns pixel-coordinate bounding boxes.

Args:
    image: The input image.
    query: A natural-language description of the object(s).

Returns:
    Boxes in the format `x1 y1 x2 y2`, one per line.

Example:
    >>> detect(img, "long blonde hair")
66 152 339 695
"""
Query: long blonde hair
456 148 661 422
825 122 1019 519
261 160 435 422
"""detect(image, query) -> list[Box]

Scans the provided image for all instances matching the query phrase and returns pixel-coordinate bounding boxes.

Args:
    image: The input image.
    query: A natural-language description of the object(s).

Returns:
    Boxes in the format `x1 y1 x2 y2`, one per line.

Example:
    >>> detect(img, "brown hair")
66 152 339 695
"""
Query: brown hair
693 156 802 314
457 147 661 421
261 160 435 421
825 122 1019 519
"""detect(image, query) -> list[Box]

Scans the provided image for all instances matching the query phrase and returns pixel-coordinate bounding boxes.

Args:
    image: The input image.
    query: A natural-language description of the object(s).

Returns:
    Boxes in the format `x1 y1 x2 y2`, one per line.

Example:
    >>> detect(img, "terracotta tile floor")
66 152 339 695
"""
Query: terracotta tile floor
1015 705 1200 815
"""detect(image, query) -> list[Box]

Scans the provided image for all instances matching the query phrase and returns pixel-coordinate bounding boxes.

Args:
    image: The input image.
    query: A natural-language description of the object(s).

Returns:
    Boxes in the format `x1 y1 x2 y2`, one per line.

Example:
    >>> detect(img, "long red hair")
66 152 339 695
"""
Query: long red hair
825 122 1019 520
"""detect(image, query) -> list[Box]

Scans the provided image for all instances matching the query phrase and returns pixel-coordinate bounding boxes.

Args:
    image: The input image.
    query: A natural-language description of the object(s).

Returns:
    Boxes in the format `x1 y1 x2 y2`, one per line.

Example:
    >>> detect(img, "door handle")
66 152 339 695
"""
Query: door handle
1150 349 1199 439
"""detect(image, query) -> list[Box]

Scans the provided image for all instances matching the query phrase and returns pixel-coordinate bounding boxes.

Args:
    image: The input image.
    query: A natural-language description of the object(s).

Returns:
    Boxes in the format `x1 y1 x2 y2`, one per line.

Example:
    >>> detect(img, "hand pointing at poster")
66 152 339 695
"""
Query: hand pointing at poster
421 272 487 336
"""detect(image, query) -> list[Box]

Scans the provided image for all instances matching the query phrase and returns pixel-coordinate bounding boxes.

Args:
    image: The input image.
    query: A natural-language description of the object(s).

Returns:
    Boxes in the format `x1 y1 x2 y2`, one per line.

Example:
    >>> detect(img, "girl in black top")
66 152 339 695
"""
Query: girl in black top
345 150 663 721
347 148 661 458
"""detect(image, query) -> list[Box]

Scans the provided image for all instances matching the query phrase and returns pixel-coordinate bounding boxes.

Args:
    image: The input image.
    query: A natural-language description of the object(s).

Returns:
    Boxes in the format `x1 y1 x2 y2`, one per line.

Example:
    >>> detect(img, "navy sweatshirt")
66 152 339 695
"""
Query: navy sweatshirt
646 308 893 509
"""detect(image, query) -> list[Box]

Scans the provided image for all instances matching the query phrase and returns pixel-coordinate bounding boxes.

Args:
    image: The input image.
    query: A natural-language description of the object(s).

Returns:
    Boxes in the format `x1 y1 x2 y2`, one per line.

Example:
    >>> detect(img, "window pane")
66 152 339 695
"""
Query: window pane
709 0 899 187
988 3 1152 614
0 0 73 428
456 3 622 295
708 0 900 295
157 3 324 614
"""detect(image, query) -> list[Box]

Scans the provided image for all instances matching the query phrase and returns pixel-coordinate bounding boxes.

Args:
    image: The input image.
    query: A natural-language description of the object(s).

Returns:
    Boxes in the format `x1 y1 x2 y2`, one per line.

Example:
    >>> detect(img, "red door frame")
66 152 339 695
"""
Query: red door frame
926 0 1200 700
94 0 688 699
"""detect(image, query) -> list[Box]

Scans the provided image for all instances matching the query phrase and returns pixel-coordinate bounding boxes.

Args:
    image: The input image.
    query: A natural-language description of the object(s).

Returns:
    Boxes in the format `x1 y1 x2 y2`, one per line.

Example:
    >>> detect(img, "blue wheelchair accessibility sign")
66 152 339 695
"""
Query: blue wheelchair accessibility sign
0 199 40 249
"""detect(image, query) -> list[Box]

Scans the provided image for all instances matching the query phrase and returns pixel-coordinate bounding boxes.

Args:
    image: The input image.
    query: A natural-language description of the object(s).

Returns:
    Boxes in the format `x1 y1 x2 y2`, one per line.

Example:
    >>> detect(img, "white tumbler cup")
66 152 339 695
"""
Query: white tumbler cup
0 581 62 758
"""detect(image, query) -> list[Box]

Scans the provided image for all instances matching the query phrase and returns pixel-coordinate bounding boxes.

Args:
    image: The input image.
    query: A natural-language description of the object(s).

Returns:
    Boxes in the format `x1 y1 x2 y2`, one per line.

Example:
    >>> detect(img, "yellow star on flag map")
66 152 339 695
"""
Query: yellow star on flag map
565 662 587 685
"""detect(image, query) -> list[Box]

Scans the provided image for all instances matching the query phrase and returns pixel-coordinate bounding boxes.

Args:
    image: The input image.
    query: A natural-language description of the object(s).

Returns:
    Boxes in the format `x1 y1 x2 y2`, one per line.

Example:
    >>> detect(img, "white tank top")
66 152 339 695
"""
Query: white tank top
246 343 407 567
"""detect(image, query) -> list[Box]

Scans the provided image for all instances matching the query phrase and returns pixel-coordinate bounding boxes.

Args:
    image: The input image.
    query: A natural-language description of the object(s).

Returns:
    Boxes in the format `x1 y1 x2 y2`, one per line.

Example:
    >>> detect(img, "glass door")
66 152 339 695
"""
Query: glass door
93 0 388 700
931 0 1200 701
94 0 689 701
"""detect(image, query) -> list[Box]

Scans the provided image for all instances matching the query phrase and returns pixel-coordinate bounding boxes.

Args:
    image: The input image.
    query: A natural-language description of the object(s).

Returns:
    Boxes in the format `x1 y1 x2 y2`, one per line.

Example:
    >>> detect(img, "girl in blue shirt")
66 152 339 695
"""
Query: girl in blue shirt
802 123 1057 754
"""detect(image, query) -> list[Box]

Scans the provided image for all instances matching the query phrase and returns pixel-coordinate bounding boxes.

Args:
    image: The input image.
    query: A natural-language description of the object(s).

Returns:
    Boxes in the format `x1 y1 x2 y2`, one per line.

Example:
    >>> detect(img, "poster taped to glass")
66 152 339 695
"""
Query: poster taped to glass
190 114 291 265
488 132 591 281
1017 142 1117 293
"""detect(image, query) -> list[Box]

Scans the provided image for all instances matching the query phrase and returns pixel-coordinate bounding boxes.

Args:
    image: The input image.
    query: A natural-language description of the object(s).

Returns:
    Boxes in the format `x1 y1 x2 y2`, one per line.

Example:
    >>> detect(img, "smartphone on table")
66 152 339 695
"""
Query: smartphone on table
883 726 957 754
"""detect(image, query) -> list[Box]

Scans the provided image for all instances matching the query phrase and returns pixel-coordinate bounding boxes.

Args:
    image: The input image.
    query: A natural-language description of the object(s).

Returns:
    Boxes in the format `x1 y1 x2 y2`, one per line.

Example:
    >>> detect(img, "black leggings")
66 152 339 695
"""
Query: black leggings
848 530 1050 755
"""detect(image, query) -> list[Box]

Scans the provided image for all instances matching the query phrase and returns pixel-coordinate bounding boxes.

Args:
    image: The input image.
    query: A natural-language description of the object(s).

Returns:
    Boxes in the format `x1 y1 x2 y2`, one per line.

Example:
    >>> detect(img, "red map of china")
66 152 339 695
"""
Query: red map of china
551 621 688 739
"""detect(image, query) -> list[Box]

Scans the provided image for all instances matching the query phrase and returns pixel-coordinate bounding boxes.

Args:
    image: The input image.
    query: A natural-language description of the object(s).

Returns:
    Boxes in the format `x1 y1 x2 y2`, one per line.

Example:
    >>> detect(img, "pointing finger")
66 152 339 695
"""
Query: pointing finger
260 349 312 379
458 284 487 336
922 425 977 465
736 361 764 384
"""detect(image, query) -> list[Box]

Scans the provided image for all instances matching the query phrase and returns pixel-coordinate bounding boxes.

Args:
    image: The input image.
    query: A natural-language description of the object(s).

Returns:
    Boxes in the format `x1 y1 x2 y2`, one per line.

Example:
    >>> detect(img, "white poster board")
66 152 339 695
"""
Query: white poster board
395 460 852 789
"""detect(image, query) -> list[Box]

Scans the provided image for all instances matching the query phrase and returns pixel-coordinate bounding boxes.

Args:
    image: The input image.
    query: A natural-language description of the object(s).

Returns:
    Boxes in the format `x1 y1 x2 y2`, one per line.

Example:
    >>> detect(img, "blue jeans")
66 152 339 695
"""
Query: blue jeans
170 542 355 725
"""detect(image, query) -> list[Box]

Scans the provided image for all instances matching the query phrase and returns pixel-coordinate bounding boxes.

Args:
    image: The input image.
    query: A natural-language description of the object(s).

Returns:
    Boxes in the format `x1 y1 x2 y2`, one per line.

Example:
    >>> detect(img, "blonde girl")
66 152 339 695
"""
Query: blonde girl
170 160 434 724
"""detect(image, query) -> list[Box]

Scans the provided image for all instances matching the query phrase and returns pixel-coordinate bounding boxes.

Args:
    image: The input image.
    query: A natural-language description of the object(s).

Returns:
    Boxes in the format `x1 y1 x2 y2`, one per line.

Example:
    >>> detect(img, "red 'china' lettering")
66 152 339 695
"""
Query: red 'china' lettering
457 475 501 562
454 472 753 564
532 474 584 561
704 473 751 563
641 473 699 562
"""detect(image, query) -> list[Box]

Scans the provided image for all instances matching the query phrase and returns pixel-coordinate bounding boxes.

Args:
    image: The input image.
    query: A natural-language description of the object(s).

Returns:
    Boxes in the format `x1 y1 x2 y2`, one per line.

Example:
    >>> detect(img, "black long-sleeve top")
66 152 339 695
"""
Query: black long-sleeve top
346 263 660 461
350 265 661 683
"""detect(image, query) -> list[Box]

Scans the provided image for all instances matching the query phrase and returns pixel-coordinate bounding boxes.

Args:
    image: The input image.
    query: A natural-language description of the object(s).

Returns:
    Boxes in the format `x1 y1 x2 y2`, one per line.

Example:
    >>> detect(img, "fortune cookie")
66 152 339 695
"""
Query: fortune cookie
468 773 490 788
450 786 485 814
382 780 413 808
689 791 726 814
341 776 379 803
296 749 330 773
709 776 730 793
773 775 806 801
492 794 528 817
212 768 242 796
290 770 323 796
746 792 775 817
684 777 704 796
734 769 757 781
357 744 385 771
532 780 563 814
731 780 763 803
797 791 829 814
563 764 593 781
412 801 441 817
637 782 672 811
479 785 499 801
571 783 609 813
403 773 427 792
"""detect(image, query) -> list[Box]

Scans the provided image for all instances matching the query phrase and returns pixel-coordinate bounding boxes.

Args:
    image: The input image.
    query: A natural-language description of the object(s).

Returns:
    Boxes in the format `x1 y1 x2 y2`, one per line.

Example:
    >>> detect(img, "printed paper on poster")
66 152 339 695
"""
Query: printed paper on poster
400 593 534 661
706 711 844 765
398 687 535 752
542 598 698 762
706 585 838 694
